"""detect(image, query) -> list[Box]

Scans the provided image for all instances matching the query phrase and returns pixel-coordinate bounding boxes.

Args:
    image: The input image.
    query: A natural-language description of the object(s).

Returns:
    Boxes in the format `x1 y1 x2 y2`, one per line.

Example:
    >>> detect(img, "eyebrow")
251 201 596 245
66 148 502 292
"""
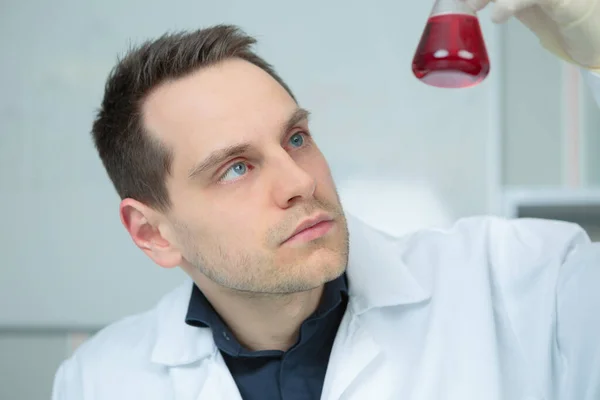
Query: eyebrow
187 107 311 180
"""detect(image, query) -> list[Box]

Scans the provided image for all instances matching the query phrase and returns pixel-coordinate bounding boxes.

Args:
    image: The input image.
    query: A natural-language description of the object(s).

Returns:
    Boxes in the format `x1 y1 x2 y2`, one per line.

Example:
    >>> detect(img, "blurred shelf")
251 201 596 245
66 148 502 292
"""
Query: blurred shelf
503 187 600 241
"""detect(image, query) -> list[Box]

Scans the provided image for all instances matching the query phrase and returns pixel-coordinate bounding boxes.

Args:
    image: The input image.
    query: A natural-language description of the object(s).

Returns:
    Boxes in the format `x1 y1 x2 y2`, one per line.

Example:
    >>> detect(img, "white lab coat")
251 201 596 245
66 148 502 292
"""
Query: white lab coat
52 214 600 400
52 70 600 400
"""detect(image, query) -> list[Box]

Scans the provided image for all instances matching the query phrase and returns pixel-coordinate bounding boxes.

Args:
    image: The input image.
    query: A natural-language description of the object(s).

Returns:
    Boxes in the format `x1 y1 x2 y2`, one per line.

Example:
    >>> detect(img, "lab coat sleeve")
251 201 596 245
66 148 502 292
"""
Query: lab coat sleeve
51 357 84 400
555 243 600 400
581 68 600 107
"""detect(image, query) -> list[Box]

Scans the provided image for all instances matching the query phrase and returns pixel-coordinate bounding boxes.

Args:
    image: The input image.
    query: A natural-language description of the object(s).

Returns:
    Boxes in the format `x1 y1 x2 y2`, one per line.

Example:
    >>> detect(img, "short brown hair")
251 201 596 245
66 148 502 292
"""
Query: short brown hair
92 24 296 211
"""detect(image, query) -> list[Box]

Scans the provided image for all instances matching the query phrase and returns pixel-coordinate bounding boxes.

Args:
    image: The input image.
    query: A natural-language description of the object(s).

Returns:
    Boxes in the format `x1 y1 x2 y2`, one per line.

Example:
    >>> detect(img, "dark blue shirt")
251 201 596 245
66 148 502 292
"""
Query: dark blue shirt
185 274 348 400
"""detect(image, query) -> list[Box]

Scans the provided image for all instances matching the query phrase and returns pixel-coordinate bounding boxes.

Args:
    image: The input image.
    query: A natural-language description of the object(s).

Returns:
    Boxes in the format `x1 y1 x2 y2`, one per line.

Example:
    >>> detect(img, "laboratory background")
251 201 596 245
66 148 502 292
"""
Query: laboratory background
1 0 599 398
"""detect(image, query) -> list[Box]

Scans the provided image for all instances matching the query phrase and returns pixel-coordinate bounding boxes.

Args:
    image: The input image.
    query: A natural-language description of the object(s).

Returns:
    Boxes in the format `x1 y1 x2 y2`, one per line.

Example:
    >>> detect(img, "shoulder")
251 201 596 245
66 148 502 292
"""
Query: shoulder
52 282 192 398
399 215 591 303
71 279 193 364
55 308 160 395
401 215 590 267
348 213 590 283
73 310 157 370
380 215 591 326
52 309 159 399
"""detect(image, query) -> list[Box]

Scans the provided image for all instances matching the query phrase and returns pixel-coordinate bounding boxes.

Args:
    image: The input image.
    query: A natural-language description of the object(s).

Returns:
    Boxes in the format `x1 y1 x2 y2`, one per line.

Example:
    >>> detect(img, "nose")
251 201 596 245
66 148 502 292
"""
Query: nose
270 153 316 209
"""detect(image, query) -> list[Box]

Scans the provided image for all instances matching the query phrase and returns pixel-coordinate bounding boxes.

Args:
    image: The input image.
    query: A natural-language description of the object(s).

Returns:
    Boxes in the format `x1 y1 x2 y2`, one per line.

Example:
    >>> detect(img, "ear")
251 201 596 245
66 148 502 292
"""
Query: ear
119 198 182 269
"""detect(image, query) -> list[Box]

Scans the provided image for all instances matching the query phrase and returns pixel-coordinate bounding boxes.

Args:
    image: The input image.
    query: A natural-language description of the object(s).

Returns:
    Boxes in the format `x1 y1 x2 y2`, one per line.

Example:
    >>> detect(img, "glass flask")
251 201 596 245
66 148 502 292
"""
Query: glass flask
412 0 490 89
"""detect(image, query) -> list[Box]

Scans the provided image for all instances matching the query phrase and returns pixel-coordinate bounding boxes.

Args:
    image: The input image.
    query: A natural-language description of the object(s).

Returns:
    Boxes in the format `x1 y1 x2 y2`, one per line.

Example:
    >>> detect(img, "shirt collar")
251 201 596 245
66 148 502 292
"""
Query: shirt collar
184 273 348 356
185 274 347 326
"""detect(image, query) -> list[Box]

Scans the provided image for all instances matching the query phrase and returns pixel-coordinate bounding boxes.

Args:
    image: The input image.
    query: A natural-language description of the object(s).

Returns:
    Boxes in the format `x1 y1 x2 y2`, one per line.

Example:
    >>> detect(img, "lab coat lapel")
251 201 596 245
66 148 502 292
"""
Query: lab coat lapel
169 362 210 400
321 309 383 400
168 355 242 400
196 353 243 400
321 215 432 399
343 214 431 313
150 280 243 400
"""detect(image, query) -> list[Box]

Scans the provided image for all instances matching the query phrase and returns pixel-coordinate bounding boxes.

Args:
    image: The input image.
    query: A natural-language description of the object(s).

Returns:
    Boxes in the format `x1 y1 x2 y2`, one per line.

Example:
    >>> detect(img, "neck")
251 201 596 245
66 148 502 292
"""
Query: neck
194 277 324 352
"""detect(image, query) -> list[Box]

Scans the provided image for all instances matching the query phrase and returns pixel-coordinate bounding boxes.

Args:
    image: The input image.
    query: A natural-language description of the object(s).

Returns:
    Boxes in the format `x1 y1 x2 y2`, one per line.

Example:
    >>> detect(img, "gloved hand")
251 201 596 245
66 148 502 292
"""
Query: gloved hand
463 0 600 69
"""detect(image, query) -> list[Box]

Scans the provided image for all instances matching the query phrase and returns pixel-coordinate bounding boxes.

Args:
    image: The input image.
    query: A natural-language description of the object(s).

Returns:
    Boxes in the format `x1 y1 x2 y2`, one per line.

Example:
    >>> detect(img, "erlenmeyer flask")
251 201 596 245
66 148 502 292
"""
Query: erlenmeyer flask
412 0 490 89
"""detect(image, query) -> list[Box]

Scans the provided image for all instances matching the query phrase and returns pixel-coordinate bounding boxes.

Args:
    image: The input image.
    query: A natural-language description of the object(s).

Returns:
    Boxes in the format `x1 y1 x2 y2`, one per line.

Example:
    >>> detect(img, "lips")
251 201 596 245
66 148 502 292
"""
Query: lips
283 213 334 244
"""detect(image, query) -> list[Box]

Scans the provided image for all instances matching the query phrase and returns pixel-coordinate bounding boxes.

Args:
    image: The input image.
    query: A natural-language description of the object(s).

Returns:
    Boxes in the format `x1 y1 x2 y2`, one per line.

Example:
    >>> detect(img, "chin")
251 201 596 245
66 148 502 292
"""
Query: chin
273 233 348 288
301 250 348 285
267 248 342 290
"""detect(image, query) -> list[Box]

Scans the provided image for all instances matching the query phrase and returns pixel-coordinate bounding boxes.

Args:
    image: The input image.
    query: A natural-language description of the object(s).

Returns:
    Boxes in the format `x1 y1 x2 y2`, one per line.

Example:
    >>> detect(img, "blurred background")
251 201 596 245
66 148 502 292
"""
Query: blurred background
1 0 599 398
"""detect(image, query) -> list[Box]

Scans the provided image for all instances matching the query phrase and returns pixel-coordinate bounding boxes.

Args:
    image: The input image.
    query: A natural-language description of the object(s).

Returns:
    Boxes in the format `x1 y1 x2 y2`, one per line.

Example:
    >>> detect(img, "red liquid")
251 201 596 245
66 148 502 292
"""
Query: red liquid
412 14 490 89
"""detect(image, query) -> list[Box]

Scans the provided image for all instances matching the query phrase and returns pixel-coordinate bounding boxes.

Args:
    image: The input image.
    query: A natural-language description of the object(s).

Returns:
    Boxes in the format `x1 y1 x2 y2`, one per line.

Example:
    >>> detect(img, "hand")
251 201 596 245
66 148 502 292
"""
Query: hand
463 0 600 68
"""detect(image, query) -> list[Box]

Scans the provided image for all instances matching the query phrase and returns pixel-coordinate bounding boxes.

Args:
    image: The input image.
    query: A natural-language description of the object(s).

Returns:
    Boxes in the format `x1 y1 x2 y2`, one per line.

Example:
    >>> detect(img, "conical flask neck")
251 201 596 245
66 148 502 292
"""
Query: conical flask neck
430 0 476 16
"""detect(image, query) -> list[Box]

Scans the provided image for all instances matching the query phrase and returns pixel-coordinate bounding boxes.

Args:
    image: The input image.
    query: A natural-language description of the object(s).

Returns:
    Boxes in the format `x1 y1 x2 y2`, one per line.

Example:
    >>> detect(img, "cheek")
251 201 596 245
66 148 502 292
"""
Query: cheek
303 153 335 189
176 206 265 255
199 193 266 239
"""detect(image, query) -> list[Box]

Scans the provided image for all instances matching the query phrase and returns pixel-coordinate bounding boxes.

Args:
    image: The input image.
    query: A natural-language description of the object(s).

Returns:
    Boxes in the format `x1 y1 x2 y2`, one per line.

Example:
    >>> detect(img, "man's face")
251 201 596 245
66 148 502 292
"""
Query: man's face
142 59 349 294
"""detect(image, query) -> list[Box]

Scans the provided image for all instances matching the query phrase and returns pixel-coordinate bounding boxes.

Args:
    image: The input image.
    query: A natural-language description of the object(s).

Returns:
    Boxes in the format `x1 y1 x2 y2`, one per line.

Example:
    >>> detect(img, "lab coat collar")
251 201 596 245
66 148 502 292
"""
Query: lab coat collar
151 279 216 366
344 213 432 314
151 213 431 366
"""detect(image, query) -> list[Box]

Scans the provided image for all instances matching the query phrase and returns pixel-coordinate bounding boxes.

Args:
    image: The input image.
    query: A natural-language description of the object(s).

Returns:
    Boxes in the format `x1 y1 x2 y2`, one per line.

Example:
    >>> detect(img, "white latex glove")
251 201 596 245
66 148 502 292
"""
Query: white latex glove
464 0 600 69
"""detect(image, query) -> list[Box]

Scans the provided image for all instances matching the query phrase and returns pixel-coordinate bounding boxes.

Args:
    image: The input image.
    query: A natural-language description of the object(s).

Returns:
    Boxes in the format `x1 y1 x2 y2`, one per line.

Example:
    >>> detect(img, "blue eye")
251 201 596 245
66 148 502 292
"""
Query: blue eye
289 132 305 148
220 162 248 182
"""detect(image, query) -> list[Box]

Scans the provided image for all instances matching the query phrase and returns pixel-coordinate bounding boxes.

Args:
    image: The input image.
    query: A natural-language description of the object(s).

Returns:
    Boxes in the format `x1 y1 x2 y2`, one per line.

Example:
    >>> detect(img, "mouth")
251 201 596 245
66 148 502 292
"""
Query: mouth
282 213 335 245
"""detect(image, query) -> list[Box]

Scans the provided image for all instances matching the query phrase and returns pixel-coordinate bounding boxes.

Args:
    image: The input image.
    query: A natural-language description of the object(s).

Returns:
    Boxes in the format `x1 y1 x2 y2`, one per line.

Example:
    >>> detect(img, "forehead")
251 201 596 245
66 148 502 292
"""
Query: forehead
142 58 297 171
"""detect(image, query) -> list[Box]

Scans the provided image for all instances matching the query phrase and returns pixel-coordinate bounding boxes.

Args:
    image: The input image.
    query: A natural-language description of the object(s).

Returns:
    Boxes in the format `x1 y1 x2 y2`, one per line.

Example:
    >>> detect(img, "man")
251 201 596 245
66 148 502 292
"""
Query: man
53 0 600 398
